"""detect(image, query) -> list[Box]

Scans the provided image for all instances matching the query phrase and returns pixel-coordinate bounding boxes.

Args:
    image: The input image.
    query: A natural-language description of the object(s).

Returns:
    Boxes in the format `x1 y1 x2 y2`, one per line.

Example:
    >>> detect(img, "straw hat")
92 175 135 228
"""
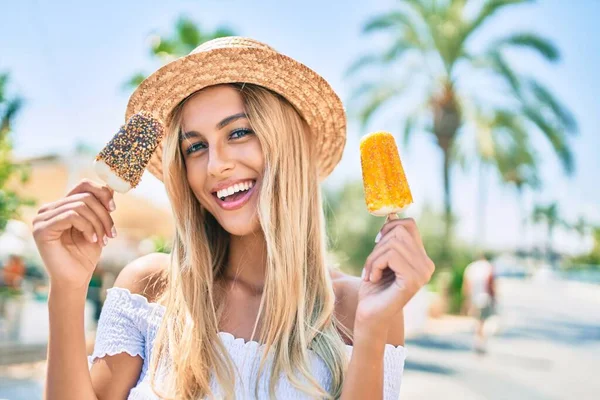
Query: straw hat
126 36 347 182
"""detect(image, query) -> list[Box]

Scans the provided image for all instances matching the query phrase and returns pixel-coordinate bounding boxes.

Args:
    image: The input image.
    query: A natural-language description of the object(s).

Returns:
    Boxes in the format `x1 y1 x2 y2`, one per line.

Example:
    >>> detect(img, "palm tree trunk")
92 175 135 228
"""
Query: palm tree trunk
547 224 555 268
442 147 453 266
477 161 487 249
517 187 526 250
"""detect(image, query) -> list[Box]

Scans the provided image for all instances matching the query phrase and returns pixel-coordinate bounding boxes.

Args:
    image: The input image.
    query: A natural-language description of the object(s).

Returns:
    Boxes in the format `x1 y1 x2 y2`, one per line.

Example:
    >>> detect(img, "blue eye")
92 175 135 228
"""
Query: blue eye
186 141 207 155
230 128 253 140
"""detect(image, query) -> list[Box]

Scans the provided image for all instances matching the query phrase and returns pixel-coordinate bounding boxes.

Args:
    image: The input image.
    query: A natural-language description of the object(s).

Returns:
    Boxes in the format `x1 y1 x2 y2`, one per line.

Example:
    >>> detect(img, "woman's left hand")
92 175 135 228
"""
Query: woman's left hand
356 217 435 329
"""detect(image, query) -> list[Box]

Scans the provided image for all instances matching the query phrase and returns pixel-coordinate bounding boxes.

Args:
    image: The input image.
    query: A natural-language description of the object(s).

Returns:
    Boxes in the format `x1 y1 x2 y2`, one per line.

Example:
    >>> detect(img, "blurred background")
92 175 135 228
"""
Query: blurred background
0 0 599 399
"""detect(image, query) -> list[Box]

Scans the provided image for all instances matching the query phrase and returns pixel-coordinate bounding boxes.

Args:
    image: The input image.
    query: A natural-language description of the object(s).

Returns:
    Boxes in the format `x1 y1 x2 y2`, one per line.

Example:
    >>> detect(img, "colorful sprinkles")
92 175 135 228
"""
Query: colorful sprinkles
95 111 165 188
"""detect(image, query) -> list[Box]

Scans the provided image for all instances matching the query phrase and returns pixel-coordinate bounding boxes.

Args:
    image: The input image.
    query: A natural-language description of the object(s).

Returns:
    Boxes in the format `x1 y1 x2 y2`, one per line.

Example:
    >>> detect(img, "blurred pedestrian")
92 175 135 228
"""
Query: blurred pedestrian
462 252 496 354
1 253 26 289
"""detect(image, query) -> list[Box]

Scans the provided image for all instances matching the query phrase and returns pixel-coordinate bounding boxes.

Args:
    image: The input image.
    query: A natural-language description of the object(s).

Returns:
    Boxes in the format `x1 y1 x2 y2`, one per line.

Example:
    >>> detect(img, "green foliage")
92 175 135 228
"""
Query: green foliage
324 181 383 275
149 235 172 254
569 226 600 266
0 72 35 231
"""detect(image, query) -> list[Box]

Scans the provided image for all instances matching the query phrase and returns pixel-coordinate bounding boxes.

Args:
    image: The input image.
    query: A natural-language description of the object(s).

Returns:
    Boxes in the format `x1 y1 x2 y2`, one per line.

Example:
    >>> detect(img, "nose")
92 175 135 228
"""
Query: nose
206 143 235 177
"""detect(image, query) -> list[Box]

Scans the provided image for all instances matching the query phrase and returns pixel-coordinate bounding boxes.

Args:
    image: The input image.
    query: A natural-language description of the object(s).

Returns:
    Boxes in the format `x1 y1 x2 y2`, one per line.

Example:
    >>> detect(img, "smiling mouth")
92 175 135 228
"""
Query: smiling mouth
212 180 257 211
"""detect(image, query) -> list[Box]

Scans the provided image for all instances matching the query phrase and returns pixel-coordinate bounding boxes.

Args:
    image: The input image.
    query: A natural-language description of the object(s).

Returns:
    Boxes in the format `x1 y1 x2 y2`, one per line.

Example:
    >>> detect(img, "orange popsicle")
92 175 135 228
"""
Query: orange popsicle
359 131 413 216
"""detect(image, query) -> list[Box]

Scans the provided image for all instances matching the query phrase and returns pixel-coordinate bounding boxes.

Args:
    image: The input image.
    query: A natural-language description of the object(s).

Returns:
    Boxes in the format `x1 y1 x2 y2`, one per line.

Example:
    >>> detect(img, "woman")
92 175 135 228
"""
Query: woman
33 37 434 399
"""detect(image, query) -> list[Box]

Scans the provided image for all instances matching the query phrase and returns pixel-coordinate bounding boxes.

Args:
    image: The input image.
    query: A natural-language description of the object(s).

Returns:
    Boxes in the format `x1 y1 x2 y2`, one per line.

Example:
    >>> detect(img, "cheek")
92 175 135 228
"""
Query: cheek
185 158 210 199
246 139 264 173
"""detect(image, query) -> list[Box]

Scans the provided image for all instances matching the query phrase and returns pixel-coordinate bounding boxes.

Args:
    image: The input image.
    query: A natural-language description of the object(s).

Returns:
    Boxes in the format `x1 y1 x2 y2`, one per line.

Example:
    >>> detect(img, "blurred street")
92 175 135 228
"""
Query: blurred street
401 278 600 400
1 277 599 399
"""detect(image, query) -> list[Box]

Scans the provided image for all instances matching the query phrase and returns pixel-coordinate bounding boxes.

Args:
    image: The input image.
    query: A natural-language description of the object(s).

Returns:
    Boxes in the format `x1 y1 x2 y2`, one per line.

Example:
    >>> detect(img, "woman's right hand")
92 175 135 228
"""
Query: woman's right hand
33 179 117 290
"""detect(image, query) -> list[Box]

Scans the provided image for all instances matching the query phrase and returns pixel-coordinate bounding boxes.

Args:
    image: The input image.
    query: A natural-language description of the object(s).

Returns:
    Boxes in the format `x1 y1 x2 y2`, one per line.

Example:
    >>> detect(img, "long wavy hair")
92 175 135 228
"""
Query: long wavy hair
147 83 351 399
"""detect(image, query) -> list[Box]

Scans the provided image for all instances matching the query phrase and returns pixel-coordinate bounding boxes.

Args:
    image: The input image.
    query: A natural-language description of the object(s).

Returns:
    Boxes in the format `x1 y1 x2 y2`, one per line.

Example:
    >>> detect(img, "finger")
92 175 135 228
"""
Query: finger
369 247 412 283
381 227 434 284
369 249 392 283
48 210 98 244
370 247 417 287
379 218 424 249
40 202 107 246
374 214 399 243
380 226 420 268
77 193 116 239
38 193 116 238
364 240 392 281
367 226 416 281
67 179 115 212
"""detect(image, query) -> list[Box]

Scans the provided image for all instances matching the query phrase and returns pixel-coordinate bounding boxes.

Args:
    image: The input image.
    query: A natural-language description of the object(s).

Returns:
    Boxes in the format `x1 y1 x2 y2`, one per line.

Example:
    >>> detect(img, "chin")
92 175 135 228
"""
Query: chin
218 217 262 236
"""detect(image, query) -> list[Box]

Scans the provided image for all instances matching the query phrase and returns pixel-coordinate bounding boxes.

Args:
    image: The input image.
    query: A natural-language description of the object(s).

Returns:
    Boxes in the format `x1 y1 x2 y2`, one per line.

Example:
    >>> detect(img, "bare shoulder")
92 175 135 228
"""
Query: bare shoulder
329 268 405 346
113 252 170 302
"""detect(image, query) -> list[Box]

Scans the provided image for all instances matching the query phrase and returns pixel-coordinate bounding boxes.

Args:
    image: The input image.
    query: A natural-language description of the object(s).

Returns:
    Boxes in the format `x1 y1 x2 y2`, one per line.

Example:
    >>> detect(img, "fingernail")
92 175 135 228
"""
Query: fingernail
92 233 98 243
109 199 116 211
111 226 117 238
103 235 108 246
375 231 382 243
361 268 366 280
369 272 375 282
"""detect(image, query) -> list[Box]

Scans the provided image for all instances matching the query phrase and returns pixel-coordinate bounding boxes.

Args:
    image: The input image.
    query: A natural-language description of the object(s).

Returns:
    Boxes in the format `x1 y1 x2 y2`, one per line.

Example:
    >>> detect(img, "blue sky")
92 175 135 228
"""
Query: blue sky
2 0 599 254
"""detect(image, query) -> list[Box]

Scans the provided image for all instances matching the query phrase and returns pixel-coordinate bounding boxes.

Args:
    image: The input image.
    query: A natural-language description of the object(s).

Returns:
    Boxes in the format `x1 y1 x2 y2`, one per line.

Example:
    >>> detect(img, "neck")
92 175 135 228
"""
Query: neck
222 231 267 294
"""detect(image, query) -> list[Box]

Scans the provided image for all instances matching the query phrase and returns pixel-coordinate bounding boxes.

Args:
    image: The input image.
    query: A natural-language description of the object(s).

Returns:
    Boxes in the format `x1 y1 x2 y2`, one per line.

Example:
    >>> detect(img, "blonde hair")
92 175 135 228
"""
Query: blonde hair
148 83 350 399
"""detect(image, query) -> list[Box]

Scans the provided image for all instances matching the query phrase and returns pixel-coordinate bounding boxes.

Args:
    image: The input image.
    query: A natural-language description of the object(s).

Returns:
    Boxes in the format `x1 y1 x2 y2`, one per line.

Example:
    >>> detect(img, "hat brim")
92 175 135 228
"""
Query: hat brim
126 47 346 182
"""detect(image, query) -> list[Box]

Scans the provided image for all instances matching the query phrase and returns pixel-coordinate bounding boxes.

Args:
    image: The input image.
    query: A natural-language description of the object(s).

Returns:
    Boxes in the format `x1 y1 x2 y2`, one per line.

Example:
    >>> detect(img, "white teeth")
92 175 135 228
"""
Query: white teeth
216 181 254 200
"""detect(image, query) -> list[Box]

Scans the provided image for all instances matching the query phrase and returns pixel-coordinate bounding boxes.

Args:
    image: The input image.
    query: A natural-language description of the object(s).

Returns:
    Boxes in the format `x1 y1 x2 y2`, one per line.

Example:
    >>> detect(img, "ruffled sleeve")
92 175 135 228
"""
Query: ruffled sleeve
88 287 153 366
383 344 406 399
345 343 406 400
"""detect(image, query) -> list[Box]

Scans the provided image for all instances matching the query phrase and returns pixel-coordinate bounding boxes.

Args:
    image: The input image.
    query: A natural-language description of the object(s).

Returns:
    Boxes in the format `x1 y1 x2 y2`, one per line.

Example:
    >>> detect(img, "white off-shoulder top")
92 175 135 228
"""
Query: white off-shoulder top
89 287 406 399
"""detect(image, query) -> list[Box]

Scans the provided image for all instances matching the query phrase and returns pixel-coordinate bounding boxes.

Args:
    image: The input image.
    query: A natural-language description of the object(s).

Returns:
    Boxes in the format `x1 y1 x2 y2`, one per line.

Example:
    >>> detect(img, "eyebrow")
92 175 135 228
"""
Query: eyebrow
179 112 248 142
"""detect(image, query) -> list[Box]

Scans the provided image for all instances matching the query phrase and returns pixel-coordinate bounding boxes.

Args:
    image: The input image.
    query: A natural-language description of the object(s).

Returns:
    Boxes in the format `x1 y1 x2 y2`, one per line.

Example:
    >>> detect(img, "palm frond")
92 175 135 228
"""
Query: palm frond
122 72 147 91
528 79 577 133
489 51 522 95
403 113 417 146
524 107 574 174
383 40 412 62
463 0 532 42
492 32 559 62
363 11 410 33
363 9 430 49
352 82 408 129
0 73 8 104
345 54 382 77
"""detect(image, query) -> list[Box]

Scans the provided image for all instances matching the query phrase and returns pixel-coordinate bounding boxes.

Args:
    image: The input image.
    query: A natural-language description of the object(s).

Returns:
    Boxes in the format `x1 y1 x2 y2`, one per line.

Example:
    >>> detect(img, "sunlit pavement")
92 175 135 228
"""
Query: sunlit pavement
400 278 600 400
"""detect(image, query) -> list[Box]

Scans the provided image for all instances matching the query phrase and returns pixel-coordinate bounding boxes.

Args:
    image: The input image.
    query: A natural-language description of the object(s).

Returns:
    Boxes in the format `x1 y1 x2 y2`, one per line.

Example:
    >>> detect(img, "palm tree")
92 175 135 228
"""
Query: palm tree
125 16 236 89
347 0 576 263
532 202 566 264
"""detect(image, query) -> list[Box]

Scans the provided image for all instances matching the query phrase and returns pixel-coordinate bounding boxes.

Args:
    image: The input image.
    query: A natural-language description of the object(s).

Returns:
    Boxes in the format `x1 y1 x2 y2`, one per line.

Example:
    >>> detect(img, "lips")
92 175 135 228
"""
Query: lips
212 179 257 211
